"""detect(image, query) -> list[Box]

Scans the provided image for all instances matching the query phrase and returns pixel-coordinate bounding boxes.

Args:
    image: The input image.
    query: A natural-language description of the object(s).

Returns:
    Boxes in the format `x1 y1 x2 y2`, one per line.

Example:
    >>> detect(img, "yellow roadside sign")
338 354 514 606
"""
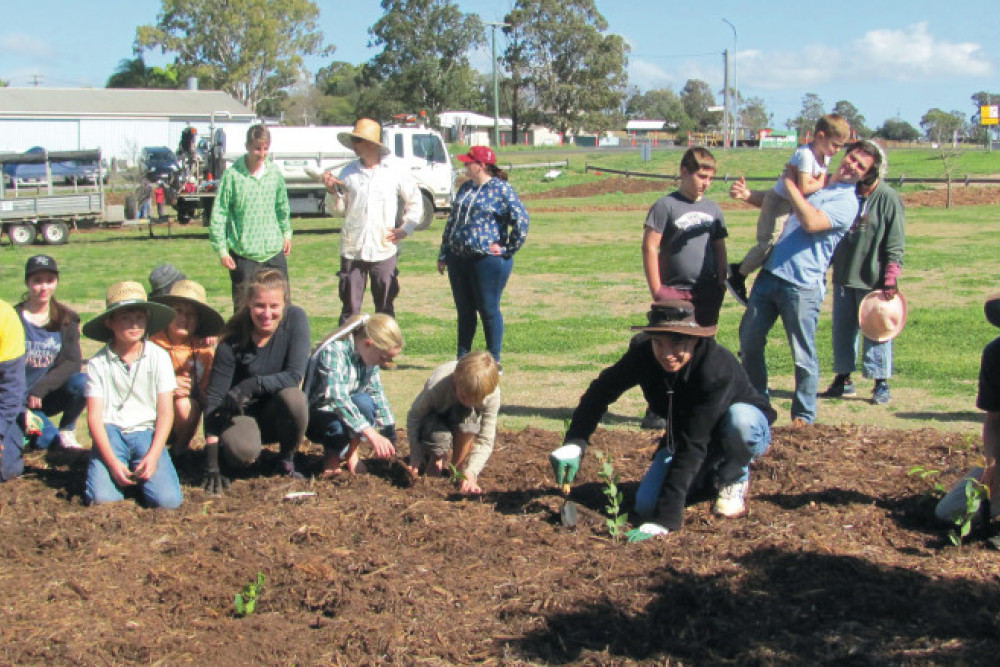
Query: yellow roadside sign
981 104 999 125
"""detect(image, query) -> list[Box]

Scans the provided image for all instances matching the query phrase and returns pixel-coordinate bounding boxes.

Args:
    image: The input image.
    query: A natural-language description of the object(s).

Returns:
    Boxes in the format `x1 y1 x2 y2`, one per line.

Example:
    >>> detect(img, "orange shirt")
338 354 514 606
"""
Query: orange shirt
149 331 215 400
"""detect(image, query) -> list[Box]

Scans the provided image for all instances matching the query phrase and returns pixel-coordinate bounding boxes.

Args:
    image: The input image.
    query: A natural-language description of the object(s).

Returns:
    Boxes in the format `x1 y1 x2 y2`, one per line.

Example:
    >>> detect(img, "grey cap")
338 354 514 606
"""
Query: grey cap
148 263 186 297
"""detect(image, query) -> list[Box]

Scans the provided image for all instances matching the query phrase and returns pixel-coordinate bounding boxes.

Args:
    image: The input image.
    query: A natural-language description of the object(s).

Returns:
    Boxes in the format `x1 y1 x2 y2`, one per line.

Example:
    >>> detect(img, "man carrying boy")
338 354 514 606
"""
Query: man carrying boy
736 142 880 426
640 146 727 429
406 351 501 495
210 124 292 309
82 282 182 509
551 300 776 540
727 114 851 306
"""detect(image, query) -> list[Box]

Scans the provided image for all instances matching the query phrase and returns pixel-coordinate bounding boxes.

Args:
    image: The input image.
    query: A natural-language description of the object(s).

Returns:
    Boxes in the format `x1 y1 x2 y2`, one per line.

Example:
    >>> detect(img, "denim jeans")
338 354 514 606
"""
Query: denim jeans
307 392 377 457
85 425 183 509
446 254 514 363
739 270 823 423
33 372 87 450
633 403 771 519
831 284 892 379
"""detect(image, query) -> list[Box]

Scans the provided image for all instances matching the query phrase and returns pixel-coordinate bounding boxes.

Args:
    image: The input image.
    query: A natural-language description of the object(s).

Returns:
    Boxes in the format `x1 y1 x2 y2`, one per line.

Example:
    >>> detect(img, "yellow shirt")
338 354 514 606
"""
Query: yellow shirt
0 299 25 363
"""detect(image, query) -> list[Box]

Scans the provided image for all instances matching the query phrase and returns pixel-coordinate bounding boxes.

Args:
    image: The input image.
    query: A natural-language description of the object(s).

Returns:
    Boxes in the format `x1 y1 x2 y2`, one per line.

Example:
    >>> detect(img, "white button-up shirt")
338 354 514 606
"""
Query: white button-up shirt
332 157 422 262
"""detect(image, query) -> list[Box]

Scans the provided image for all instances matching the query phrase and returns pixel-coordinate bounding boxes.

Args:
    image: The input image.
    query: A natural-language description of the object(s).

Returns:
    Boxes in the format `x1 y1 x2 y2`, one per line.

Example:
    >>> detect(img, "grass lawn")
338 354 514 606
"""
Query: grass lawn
3 185 997 441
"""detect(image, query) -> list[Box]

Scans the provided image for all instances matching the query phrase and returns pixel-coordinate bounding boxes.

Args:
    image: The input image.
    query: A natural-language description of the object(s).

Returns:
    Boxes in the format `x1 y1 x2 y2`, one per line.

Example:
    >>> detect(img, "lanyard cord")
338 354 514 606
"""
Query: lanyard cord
113 344 144 411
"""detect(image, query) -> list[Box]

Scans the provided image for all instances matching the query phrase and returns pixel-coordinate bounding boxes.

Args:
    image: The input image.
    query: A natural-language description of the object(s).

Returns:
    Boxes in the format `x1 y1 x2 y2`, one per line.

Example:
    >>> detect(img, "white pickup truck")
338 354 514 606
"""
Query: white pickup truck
261 122 455 229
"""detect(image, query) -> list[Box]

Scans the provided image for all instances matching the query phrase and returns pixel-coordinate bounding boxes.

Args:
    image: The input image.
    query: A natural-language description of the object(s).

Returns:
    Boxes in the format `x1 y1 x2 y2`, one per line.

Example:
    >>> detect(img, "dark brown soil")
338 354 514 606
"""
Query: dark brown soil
2 424 998 665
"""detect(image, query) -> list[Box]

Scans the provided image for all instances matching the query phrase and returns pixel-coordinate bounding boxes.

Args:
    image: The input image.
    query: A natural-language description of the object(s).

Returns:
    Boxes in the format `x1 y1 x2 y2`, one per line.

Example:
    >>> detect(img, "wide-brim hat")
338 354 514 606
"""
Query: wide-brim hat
82 281 176 342
150 279 225 337
338 118 391 157
630 299 718 337
985 293 1000 329
859 290 908 342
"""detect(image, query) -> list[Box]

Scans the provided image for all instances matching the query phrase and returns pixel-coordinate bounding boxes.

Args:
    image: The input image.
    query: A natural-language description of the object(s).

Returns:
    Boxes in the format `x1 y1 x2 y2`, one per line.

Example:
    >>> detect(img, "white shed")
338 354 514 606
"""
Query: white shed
0 88 257 166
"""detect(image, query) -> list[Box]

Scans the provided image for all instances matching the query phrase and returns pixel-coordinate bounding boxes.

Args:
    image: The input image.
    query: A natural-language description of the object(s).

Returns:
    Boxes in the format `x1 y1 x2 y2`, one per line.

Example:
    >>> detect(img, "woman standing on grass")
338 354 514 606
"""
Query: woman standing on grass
15 255 86 450
438 146 529 370
201 269 310 493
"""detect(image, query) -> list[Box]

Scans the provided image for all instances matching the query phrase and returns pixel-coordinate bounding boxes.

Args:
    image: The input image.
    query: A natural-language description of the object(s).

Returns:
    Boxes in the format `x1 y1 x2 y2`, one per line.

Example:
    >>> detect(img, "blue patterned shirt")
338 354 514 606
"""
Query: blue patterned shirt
307 337 393 434
438 177 529 261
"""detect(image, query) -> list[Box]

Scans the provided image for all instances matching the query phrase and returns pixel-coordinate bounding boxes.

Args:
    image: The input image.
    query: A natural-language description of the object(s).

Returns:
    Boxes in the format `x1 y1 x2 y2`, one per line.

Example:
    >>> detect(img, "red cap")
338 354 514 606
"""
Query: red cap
457 145 496 165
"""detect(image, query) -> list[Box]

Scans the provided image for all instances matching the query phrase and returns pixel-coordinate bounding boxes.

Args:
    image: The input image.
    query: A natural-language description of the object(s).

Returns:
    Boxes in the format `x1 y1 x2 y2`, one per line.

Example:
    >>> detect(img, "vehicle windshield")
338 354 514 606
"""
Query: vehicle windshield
412 134 447 164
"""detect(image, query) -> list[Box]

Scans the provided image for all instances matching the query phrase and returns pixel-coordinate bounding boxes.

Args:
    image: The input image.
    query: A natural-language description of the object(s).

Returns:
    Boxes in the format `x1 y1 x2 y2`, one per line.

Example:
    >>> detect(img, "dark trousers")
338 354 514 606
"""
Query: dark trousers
229 251 289 311
338 254 399 324
446 254 513 362
219 387 307 467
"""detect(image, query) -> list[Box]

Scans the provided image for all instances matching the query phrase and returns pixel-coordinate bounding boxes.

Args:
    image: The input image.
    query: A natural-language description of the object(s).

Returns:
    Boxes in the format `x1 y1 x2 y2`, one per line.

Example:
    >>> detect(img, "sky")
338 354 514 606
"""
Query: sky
2 0 996 132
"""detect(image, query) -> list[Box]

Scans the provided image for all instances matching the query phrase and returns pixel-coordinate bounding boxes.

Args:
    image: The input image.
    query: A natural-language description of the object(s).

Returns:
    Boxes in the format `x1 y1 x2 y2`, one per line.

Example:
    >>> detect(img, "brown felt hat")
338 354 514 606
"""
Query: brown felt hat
82 281 176 342
150 279 225 337
630 299 717 337
859 290 908 342
338 118 391 157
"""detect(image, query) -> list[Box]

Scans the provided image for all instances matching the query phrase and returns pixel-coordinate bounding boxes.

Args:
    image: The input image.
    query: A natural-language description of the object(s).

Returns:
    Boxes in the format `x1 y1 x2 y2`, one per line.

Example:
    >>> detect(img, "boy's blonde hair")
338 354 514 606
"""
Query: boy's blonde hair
814 114 851 142
358 313 404 352
454 351 499 404
679 147 716 174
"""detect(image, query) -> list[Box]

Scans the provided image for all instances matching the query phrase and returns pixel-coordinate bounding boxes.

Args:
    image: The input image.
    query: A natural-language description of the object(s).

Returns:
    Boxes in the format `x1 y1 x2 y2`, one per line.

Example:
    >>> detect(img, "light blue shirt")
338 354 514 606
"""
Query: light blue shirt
765 182 859 289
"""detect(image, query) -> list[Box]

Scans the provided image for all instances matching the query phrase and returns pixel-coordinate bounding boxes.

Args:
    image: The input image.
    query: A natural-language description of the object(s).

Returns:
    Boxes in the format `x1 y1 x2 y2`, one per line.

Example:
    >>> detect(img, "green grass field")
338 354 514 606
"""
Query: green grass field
3 147 998 441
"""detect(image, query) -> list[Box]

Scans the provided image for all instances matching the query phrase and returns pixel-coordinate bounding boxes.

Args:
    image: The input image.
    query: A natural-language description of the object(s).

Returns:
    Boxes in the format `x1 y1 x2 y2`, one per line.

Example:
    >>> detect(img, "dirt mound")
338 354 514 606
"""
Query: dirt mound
2 423 997 664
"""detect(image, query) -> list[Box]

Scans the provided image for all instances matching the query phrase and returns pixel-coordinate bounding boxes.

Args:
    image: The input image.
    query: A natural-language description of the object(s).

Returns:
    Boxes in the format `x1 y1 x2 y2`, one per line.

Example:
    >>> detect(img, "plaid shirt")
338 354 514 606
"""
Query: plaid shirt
309 337 393 433
209 156 291 261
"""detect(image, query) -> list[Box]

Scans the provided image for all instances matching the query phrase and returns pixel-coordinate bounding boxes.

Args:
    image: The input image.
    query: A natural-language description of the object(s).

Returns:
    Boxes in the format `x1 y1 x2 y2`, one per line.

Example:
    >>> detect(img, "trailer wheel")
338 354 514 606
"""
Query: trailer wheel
40 221 70 245
8 224 38 246
415 191 435 230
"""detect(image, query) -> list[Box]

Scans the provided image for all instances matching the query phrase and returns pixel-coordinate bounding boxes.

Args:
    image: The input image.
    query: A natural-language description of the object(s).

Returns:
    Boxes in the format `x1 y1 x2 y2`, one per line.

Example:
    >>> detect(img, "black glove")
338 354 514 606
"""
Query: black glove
222 378 258 416
202 442 231 495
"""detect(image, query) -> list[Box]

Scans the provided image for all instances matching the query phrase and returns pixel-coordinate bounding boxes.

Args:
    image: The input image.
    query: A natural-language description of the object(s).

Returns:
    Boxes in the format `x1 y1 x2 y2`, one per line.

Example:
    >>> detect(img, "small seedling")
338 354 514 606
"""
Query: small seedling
948 479 989 547
593 450 628 541
908 465 946 496
447 463 466 485
234 572 266 617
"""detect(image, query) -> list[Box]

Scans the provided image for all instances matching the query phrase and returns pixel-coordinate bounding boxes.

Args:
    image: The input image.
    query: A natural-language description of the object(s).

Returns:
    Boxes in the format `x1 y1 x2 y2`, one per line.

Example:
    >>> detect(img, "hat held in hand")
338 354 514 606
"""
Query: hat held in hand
859 290 908 342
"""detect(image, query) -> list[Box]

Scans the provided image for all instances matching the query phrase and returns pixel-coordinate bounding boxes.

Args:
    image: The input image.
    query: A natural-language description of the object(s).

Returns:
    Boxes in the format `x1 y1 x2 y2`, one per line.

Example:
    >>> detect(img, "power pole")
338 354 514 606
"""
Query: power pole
722 49 730 149
486 21 510 147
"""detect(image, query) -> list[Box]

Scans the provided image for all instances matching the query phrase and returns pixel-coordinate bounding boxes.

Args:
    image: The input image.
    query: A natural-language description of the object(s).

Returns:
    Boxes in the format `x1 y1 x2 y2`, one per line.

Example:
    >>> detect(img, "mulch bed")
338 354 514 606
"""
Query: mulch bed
2 423 998 665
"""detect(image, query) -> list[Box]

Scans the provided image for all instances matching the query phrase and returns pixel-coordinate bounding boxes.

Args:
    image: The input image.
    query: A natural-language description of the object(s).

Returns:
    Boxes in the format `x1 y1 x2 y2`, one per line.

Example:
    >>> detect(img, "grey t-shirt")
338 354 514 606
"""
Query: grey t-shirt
644 191 727 289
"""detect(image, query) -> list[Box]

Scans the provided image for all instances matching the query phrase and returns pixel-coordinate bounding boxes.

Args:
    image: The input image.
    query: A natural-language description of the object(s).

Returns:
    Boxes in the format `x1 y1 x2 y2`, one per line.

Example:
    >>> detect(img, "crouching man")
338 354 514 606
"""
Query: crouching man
552 300 776 540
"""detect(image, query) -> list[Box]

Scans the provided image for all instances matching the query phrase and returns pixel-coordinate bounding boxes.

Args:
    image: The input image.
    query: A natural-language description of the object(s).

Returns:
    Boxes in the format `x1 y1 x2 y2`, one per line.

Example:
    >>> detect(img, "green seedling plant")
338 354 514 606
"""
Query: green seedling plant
448 463 466 485
234 572 266 618
593 450 628 541
948 479 989 547
908 465 946 496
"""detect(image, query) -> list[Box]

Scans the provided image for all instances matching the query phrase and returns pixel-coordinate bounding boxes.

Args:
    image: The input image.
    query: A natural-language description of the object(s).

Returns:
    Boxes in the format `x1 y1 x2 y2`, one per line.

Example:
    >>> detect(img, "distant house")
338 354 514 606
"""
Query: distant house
438 111 512 147
625 119 667 136
0 88 257 166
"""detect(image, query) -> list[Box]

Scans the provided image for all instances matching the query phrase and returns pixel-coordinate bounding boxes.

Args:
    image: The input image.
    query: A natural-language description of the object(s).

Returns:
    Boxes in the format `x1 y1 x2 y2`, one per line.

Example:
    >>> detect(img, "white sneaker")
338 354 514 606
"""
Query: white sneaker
58 431 84 449
714 478 749 518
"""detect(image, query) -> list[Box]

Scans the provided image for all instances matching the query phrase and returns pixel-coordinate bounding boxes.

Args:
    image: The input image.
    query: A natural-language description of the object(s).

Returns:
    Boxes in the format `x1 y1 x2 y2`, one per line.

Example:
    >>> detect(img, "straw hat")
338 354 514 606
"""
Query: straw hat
630 299 718 338
82 281 176 342
150 279 225 337
337 118 391 156
858 291 908 342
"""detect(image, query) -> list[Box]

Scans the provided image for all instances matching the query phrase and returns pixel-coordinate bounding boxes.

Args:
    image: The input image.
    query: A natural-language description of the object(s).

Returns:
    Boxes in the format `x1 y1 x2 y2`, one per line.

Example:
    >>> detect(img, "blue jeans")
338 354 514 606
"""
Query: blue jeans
634 403 771 518
32 372 87 450
740 270 823 423
446 254 514 363
831 285 892 379
307 393 377 457
85 425 183 509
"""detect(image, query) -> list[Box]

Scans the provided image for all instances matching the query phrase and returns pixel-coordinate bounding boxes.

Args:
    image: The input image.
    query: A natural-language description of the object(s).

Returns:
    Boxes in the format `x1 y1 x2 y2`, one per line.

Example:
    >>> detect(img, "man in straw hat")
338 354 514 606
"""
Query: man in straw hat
82 282 183 509
734 141 880 427
209 124 292 310
550 300 776 540
934 294 1000 528
321 118 422 325
819 139 905 406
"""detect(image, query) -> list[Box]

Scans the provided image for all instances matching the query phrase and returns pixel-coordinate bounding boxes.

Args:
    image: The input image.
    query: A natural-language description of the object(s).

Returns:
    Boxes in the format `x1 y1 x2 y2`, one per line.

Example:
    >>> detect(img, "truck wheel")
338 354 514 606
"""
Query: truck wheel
8 224 38 246
124 194 137 220
40 221 70 245
416 192 435 230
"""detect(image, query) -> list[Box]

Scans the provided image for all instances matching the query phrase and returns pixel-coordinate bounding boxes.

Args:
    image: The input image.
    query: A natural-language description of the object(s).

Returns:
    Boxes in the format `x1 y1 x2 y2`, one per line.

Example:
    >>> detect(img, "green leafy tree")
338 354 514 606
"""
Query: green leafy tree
920 108 965 145
738 95 772 133
135 0 331 112
315 61 363 125
626 88 689 130
787 92 825 138
679 79 720 132
106 56 179 89
876 118 920 142
503 0 630 136
832 99 871 137
360 0 484 122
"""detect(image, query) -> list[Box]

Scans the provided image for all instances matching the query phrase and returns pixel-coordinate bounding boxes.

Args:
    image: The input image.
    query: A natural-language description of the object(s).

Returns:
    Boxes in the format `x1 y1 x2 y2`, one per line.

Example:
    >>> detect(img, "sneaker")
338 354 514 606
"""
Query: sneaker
726 263 749 307
640 408 667 430
872 382 891 405
58 431 84 449
819 375 856 398
714 478 749 518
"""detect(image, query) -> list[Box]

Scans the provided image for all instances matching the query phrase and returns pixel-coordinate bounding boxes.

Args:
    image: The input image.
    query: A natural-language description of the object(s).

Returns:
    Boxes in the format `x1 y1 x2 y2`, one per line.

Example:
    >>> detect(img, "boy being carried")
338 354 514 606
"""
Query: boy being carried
727 114 851 306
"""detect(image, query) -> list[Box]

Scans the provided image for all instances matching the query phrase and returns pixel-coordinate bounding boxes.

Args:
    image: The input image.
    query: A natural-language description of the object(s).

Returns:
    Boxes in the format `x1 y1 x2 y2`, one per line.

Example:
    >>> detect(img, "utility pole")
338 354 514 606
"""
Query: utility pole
723 19 738 147
722 50 730 149
485 21 510 147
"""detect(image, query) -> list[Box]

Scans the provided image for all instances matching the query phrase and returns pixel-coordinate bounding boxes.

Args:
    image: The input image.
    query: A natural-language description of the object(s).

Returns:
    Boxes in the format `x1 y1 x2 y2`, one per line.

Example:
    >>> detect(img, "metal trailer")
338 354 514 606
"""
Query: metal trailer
0 148 119 246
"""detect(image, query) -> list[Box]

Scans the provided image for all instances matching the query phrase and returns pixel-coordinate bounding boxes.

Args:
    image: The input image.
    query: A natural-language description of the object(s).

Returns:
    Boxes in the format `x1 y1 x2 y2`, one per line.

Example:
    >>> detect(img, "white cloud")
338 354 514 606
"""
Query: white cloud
628 58 674 90
0 33 56 62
